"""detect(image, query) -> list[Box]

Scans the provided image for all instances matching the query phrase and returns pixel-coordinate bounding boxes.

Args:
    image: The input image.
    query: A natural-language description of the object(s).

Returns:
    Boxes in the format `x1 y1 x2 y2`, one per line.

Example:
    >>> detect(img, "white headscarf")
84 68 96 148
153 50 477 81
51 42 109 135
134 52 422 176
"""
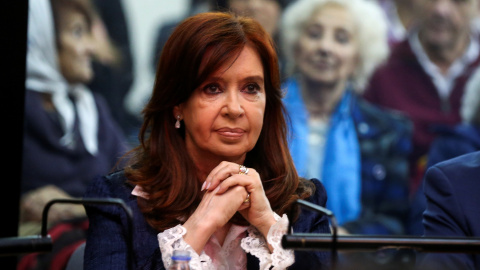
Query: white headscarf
26 0 98 155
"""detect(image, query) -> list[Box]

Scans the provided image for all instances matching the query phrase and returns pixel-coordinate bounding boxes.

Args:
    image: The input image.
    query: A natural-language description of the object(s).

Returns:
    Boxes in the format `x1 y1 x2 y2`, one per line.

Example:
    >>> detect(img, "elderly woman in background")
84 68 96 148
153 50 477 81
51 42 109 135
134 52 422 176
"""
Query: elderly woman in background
21 0 127 233
280 0 412 236
19 0 128 268
84 11 331 270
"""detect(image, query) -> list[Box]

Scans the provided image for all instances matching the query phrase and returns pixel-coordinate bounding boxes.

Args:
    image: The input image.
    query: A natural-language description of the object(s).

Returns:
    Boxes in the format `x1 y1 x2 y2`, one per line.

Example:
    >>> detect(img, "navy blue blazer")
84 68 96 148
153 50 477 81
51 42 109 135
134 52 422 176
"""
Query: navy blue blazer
83 171 332 269
418 151 480 269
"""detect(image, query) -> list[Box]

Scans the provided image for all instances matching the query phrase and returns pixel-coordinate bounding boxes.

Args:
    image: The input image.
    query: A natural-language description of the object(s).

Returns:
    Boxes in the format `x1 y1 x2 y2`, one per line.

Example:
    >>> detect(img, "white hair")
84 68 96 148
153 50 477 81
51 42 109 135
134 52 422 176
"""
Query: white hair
461 66 480 124
280 0 389 92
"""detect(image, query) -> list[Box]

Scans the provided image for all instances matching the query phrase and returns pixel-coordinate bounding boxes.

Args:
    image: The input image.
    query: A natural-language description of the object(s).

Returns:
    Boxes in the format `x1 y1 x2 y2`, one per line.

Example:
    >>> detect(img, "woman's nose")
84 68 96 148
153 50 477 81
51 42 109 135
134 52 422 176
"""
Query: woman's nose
86 38 96 55
222 91 244 118
317 35 335 55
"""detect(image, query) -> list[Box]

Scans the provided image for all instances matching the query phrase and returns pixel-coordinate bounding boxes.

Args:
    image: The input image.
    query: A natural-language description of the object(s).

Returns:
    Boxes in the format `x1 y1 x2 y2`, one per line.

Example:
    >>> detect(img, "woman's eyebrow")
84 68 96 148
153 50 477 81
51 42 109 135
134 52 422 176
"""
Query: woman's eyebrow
241 75 264 83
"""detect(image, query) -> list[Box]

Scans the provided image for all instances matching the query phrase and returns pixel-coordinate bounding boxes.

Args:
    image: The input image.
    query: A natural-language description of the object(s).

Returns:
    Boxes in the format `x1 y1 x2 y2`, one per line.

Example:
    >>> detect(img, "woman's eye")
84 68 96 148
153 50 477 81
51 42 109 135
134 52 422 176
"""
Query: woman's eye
72 26 85 39
306 25 323 39
335 30 350 44
243 83 261 94
307 29 322 39
203 84 221 94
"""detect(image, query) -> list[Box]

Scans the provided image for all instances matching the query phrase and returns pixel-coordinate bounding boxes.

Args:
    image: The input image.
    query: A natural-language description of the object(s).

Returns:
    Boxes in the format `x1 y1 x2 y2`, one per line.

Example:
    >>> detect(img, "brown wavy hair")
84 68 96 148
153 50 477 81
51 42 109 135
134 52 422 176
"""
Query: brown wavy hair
125 12 315 231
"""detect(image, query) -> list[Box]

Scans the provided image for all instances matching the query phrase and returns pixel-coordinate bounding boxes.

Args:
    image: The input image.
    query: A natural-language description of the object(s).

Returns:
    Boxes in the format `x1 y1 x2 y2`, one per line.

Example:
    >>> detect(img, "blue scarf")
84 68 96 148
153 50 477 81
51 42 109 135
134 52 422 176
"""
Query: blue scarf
283 78 361 225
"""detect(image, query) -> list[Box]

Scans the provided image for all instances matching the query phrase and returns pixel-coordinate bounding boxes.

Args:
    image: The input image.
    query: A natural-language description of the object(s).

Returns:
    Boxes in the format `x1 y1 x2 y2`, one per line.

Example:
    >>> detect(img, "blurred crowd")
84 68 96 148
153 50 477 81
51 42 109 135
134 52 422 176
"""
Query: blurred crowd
19 0 480 269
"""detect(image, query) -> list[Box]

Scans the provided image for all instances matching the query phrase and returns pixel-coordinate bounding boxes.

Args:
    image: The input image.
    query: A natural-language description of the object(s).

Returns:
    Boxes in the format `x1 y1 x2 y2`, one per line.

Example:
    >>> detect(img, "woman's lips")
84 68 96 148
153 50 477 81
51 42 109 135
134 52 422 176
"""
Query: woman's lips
216 128 245 138
311 60 334 70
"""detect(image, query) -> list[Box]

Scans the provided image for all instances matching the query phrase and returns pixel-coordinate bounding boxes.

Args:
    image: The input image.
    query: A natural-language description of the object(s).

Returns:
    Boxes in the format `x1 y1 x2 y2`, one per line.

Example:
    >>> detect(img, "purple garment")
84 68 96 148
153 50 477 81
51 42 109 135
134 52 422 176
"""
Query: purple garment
364 38 480 192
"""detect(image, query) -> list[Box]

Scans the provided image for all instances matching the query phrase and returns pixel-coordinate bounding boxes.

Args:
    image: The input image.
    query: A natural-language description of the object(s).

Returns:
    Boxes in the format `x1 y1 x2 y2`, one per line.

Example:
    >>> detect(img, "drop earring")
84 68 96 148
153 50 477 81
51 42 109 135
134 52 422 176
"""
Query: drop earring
175 115 181 129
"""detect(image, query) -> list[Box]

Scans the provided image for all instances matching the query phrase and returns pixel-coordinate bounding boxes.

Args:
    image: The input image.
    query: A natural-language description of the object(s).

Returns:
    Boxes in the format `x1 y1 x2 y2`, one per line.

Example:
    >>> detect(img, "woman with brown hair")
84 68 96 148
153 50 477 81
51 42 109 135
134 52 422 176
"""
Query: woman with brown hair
84 11 330 269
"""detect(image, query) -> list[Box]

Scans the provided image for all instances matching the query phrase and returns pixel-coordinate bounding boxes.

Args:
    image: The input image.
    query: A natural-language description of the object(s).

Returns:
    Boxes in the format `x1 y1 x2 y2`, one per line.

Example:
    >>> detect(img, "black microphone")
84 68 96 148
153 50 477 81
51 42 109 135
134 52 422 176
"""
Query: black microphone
286 199 338 269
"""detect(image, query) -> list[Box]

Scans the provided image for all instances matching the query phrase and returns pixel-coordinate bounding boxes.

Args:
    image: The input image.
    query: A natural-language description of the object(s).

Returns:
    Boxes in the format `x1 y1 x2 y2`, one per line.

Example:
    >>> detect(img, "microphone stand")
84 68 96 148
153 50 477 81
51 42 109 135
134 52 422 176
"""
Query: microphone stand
41 198 134 270
283 201 480 269
0 235 52 257
0 198 133 270
288 199 338 269
282 234 480 253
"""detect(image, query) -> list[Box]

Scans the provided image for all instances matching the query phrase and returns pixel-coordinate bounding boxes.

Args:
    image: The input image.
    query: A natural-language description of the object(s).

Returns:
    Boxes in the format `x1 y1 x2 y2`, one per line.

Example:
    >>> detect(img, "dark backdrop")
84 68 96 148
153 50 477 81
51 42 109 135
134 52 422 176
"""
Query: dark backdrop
2 0 28 268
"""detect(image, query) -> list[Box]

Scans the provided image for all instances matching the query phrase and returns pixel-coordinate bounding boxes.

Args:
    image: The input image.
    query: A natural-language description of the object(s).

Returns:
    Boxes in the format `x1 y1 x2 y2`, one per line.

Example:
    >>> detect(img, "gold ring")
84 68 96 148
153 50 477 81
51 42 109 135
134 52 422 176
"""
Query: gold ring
239 165 249 175
243 193 250 204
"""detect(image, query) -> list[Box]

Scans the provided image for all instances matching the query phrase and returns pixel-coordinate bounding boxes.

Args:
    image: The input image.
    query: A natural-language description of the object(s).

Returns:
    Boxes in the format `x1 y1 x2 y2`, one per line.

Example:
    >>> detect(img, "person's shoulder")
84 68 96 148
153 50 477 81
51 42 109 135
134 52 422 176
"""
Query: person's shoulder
104 170 128 183
433 151 480 173
426 151 480 191
306 178 327 207
424 151 480 216
85 170 133 200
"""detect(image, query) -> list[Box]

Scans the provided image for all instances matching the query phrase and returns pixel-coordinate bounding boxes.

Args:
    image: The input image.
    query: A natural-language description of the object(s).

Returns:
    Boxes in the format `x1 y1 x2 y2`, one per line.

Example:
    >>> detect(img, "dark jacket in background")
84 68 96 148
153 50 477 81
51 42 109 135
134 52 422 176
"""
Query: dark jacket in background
21 90 128 197
417 151 480 270
407 124 480 235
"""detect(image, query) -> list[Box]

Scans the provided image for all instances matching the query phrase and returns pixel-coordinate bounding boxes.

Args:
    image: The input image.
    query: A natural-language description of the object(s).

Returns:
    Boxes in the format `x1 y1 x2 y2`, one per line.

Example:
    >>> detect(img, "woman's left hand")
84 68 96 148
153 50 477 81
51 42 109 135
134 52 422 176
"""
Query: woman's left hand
203 161 277 238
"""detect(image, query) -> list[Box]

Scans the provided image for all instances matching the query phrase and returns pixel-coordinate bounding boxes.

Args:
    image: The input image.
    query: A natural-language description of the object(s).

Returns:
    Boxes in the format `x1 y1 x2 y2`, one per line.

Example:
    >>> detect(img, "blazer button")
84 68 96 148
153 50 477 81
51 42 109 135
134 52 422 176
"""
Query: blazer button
358 122 369 134
372 164 386 180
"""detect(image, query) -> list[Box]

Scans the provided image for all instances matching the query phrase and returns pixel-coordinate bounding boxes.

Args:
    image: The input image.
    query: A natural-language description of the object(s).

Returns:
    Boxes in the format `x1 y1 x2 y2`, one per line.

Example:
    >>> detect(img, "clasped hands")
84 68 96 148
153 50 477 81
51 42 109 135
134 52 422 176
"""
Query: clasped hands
182 161 277 254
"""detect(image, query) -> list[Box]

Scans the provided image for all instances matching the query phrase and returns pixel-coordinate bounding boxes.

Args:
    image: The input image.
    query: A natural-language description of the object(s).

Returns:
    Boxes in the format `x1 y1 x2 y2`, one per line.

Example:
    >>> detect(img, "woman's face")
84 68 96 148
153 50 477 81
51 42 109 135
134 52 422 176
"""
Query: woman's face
57 9 95 84
175 45 266 162
295 4 358 86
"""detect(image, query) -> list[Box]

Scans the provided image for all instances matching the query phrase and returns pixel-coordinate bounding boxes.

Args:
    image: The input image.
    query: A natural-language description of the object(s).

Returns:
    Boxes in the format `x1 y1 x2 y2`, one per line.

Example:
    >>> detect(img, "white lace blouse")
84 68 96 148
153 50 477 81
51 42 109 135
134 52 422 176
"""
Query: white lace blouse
132 185 294 270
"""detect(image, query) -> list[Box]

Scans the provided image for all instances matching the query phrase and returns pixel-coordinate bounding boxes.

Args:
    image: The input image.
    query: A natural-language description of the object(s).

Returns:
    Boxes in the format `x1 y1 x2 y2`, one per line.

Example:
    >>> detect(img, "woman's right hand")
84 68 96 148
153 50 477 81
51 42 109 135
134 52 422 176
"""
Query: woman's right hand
181 184 248 254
